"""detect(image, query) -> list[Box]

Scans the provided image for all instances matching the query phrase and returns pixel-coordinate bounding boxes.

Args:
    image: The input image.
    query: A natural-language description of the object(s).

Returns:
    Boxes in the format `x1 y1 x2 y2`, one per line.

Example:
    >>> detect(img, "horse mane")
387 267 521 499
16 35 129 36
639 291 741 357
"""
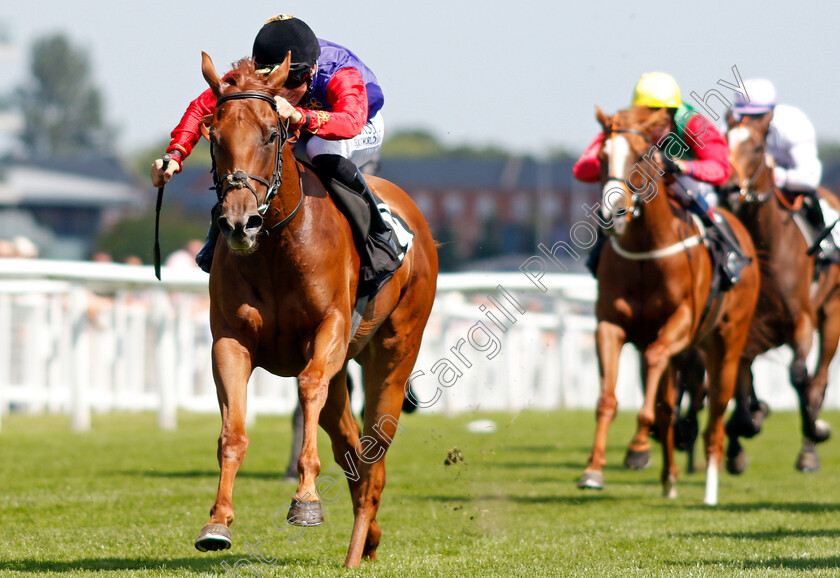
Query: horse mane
223 58 282 96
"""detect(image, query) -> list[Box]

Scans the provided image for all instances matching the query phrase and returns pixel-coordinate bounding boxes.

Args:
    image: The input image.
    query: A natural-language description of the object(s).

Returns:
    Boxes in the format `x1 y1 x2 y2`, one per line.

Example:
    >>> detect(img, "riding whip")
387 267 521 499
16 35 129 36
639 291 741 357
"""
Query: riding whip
153 154 171 280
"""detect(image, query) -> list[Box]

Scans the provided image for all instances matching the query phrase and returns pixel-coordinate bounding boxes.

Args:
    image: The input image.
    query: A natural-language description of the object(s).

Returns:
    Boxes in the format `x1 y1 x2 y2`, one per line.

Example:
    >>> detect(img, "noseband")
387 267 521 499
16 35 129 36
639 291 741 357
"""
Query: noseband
602 128 655 219
210 91 303 234
728 123 772 205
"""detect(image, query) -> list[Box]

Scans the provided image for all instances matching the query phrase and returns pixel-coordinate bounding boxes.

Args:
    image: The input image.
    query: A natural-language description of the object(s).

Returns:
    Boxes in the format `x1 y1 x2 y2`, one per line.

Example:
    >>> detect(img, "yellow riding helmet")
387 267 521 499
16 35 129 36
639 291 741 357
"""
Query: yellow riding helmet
631 72 682 109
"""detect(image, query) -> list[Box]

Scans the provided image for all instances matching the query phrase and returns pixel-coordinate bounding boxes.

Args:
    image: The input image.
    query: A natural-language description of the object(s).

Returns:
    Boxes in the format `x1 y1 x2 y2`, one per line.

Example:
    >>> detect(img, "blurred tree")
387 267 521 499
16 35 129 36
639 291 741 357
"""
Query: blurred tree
129 137 213 182
94 207 207 264
381 129 447 158
17 33 114 158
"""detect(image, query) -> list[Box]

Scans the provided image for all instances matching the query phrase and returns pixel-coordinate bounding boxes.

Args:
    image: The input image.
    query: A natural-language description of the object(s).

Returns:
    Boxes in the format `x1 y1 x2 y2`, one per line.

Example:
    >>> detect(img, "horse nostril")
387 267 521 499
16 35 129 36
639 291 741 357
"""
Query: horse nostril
218 217 233 237
245 215 263 231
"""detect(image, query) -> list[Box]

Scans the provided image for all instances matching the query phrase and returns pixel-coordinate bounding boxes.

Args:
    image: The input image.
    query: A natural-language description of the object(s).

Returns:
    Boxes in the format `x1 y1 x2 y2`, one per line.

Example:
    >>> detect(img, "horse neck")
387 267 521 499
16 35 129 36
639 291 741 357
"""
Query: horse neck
263 146 305 231
621 179 685 250
737 164 791 245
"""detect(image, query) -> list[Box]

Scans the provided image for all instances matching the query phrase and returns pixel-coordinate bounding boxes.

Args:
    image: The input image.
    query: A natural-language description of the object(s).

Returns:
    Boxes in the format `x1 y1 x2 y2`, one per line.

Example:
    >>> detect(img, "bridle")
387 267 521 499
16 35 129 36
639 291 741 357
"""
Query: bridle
727 120 772 205
210 90 303 234
602 128 655 220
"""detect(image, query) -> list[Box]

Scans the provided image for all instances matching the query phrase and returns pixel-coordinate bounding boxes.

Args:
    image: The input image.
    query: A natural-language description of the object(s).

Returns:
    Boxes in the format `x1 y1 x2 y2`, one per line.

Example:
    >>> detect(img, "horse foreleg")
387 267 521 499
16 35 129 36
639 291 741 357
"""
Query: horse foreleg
808 302 839 443
289 313 349 526
796 301 840 471
790 312 819 440
638 306 693 436
195 337 253 552
624 356 652 471
579 321 625 490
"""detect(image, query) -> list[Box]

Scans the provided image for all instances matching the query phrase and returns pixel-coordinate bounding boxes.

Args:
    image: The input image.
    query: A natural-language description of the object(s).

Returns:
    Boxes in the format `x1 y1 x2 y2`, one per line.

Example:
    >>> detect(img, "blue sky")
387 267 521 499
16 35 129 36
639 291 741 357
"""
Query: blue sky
1 0 838 157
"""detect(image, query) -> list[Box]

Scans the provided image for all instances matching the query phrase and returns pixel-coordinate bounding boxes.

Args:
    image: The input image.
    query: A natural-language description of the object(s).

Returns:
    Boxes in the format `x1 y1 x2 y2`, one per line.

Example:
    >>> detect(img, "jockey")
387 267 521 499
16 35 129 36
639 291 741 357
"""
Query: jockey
150 14 400 293
729 78 836 260
575 72 746 286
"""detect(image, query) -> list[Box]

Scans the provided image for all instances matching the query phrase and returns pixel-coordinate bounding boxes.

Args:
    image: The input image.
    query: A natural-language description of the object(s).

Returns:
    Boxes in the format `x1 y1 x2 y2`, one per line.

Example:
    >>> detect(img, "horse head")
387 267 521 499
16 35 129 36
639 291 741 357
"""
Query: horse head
596 106 669 236
725 112 774 210
199 51 292 253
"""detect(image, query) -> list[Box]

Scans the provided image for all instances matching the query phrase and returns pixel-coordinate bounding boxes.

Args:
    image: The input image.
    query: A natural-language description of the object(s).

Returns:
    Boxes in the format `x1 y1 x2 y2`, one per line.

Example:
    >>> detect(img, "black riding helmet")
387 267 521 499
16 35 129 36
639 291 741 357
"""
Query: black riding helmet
252 15 321 89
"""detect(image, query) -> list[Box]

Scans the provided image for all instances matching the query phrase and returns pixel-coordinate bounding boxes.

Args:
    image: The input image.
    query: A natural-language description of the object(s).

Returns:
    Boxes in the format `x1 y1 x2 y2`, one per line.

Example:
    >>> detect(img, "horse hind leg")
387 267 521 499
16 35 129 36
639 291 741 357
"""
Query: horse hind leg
704 331 744 506
195 338 253 552
624 356 652 471
724 358 757 475
656 364 678 499
674 349 705 474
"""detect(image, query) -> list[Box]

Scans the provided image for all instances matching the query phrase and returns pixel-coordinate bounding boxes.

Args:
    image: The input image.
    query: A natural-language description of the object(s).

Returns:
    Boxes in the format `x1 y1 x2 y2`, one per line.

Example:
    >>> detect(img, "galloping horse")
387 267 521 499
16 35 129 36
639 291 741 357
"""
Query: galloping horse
723 113 839 473
577 106 759 504
193 53 438 568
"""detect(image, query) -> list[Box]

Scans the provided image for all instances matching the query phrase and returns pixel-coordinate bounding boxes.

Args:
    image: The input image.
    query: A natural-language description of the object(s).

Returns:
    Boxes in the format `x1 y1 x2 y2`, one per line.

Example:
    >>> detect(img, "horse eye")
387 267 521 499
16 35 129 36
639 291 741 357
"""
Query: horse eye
267 131 279 145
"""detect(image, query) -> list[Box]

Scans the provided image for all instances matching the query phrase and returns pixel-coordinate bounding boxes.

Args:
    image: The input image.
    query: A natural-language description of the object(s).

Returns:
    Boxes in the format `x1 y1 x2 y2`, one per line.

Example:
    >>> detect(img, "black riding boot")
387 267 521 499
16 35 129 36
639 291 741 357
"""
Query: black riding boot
195 203 221 273
802 192 840 262
700 210 750 289
312 154 401 295
586 229 607 277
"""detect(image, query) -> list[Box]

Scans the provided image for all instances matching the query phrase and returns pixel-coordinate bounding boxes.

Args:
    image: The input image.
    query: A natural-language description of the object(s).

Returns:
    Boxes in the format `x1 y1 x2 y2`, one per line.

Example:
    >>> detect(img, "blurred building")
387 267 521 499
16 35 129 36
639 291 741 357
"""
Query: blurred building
0 155 144 259
167 156 600 272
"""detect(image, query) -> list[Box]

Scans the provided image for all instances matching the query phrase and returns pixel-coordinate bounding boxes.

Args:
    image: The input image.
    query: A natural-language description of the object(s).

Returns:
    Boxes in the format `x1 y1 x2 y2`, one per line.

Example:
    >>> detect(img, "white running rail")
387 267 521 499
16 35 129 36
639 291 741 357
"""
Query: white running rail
0 259 837 431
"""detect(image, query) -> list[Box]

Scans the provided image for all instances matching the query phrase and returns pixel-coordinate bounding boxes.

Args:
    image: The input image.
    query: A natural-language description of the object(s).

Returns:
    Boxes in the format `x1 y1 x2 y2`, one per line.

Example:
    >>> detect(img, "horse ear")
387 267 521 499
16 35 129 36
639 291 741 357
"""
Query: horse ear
201 51 228 98
199 115 213 141
641 108 670 133
755 112 774 136
726 110 738 130
266 51 292 90
595 106 610 131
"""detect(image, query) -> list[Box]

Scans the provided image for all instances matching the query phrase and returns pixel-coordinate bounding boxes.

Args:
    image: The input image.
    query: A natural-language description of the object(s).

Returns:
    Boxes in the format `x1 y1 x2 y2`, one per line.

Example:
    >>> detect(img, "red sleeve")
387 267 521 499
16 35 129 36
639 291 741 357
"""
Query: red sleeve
294 67 368 140
683 116 730 186
167 87 217 165
573 133 605 183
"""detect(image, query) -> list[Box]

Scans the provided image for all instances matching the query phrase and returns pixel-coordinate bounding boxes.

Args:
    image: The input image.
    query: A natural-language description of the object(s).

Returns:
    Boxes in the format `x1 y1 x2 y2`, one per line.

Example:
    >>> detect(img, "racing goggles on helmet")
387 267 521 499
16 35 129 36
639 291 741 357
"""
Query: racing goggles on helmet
255 62 313 89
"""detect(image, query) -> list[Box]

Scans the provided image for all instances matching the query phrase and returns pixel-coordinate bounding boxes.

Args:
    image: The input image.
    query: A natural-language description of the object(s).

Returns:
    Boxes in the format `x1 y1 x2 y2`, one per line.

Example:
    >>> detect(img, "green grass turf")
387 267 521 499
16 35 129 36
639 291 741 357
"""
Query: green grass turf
0 409 839 576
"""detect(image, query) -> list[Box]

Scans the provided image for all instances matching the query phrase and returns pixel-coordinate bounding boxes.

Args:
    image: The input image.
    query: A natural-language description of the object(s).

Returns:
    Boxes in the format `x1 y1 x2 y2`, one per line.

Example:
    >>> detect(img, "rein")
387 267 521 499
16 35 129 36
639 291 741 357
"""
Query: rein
210 91 302 235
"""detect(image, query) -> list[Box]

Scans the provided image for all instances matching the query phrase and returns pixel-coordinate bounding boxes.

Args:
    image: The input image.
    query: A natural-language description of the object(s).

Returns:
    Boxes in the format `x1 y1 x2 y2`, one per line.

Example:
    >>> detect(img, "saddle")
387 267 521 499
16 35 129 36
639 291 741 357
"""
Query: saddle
294 154 414 300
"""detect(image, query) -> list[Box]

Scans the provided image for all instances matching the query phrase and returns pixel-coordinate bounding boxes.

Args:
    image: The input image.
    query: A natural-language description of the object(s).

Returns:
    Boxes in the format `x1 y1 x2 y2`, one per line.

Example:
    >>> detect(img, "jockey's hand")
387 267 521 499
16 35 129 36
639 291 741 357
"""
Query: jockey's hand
274 96 304 125
150 156 180 188
765 154 776 169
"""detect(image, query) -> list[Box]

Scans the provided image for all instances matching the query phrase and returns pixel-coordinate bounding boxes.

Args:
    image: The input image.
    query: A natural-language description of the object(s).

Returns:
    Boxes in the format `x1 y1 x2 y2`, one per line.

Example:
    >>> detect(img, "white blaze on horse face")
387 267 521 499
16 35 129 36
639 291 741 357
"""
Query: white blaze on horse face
727 126 751 153
601 135 631 231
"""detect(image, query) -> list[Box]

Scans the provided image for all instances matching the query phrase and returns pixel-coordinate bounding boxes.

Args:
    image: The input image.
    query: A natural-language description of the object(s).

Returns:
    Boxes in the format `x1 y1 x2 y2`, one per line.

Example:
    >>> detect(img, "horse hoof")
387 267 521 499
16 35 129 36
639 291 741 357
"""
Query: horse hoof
796 450 821 473
194 523 232 552
663 475 678 499
624 449 651 470
813 420 832 443
577 470 605 490
725 450 748 475
287 498 324 526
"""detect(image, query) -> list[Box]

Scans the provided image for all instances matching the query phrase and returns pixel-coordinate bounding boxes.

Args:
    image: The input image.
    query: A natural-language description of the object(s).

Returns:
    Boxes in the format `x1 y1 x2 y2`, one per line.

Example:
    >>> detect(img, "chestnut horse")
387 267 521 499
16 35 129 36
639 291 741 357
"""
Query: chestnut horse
577 106 759 504
192 53 438 568
723 113 839 473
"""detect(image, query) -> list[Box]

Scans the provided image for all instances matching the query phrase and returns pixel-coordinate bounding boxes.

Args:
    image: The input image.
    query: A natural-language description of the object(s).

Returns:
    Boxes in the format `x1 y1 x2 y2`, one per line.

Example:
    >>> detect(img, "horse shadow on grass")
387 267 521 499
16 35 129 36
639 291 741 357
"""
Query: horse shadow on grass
125 469 289 481
408 493 620 505
668 556 840 572
0 554 324 574
671 501 840 513
675 528 840 540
